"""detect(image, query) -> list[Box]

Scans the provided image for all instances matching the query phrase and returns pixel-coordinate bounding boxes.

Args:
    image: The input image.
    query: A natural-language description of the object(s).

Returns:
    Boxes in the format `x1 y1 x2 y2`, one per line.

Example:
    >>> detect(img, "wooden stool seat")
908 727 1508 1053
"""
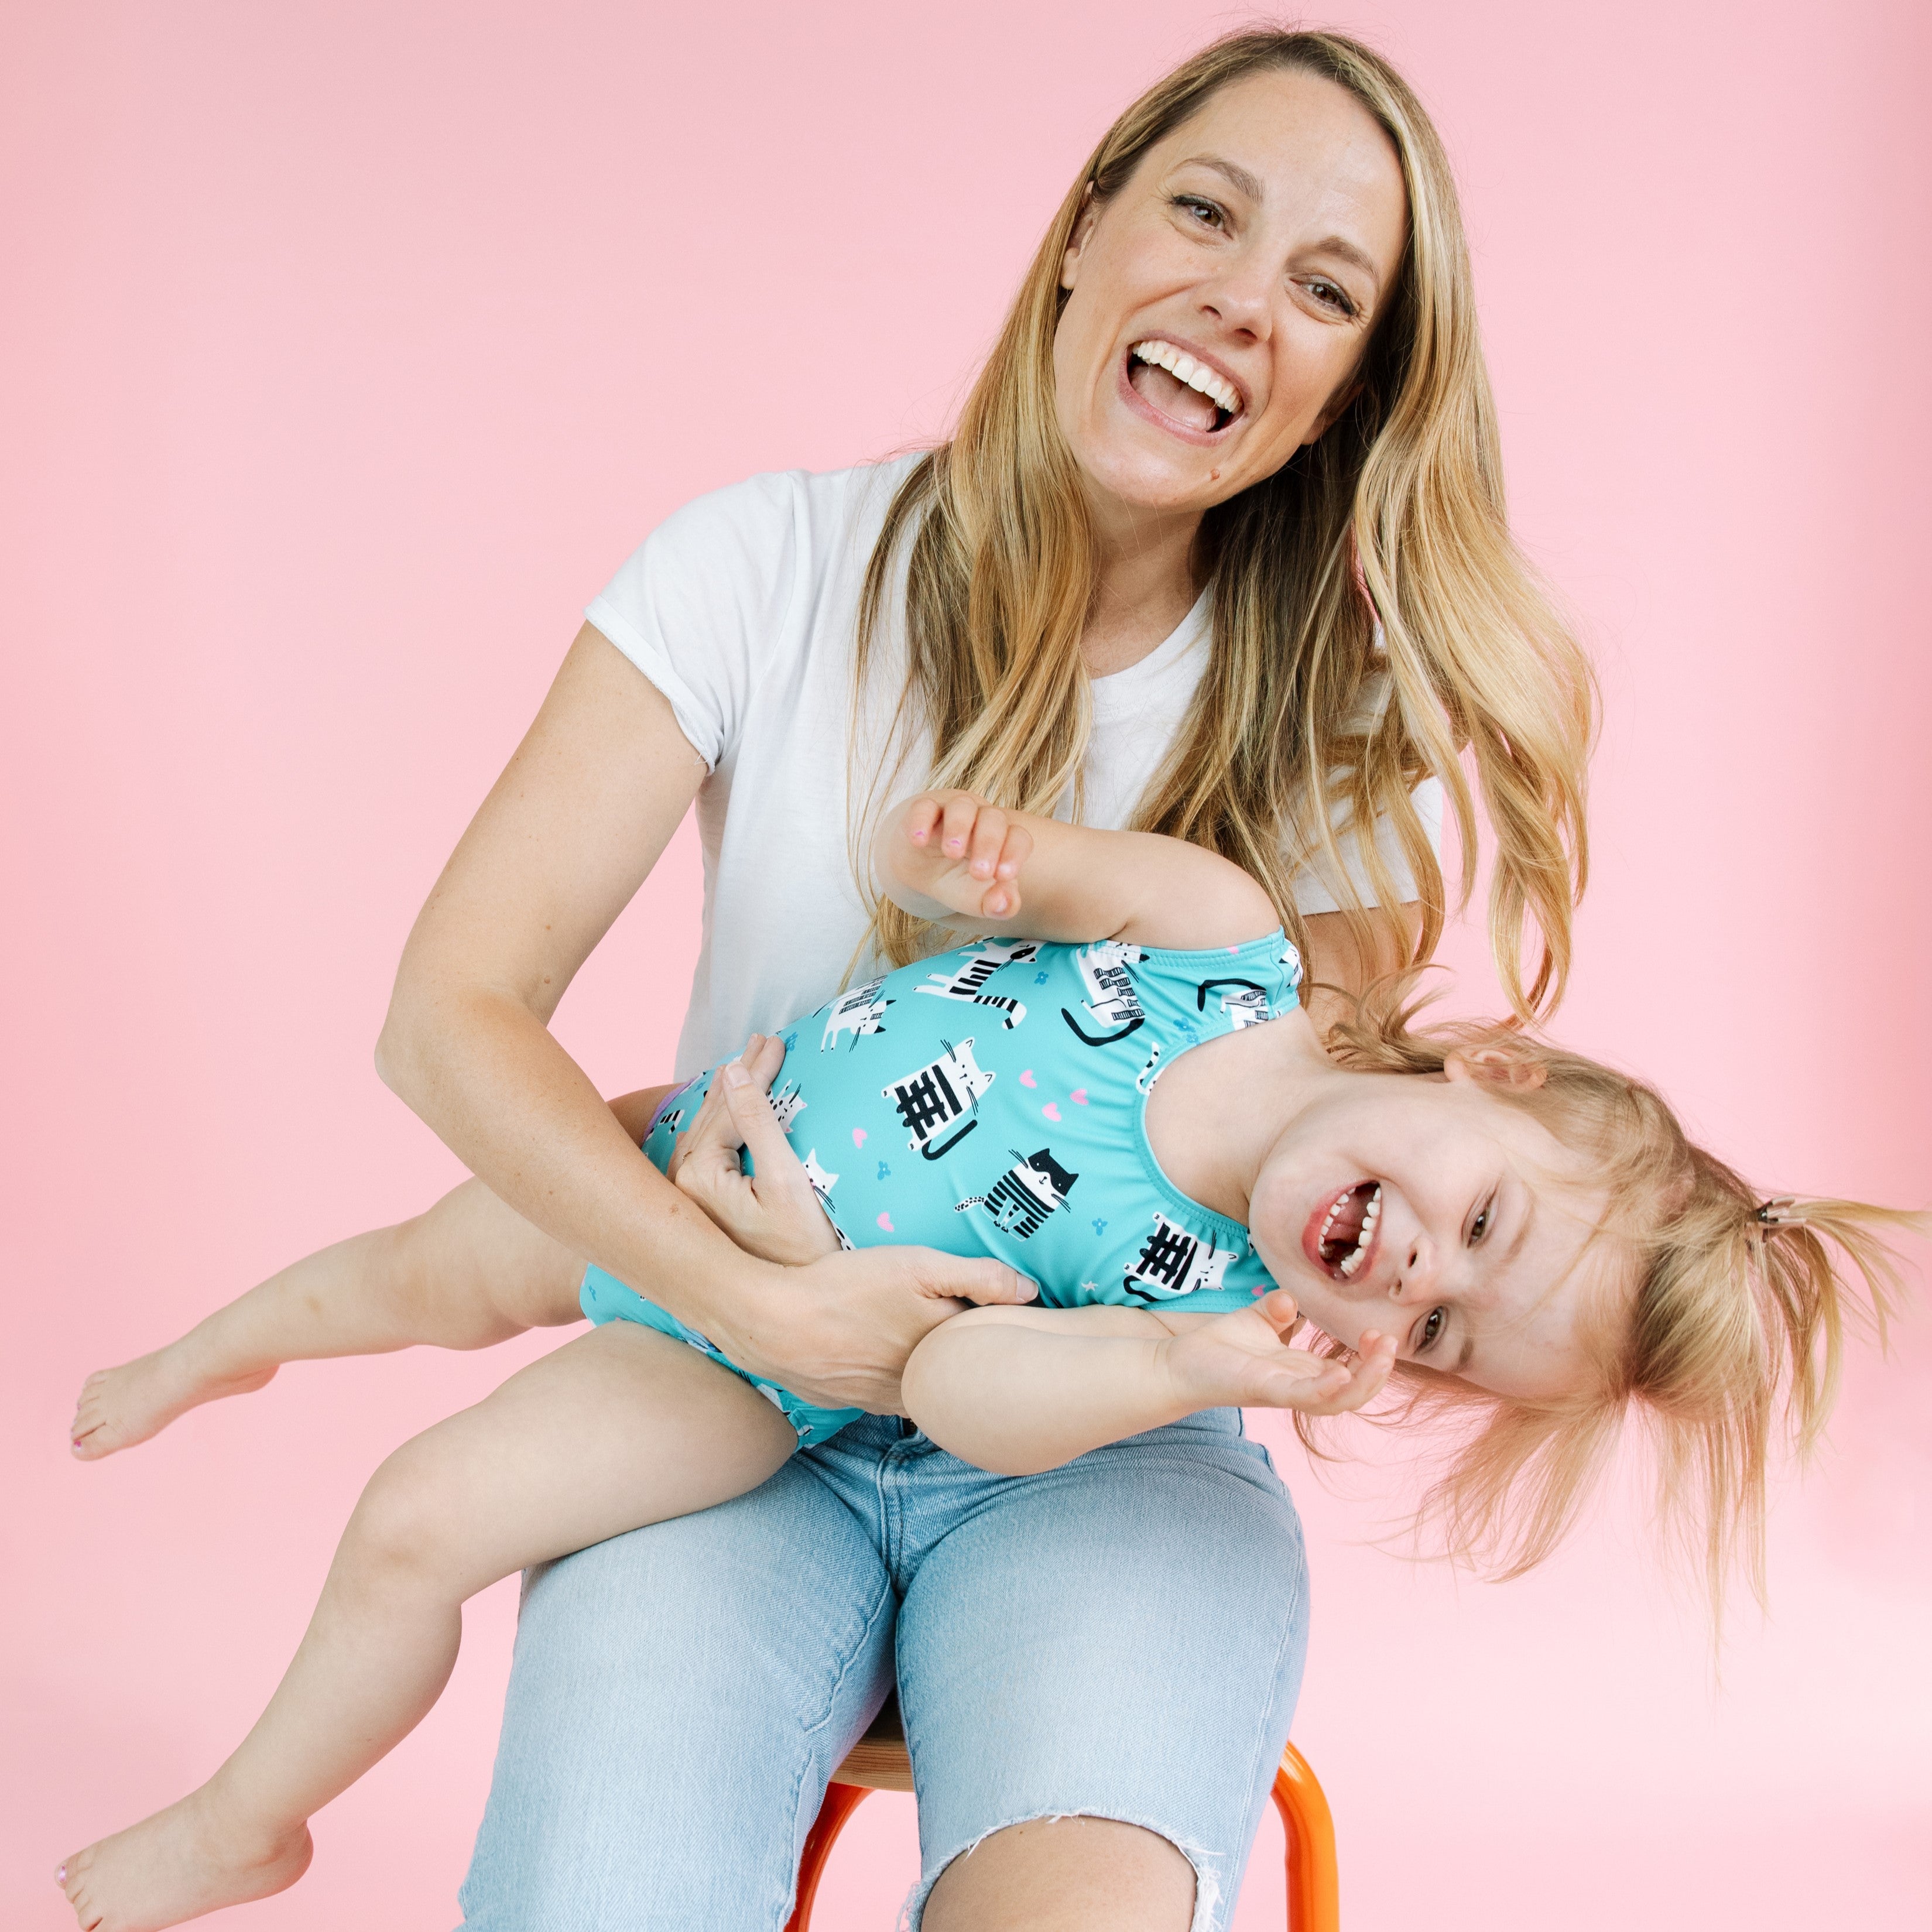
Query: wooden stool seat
828 1691 914 1792
787 1694 1338 1930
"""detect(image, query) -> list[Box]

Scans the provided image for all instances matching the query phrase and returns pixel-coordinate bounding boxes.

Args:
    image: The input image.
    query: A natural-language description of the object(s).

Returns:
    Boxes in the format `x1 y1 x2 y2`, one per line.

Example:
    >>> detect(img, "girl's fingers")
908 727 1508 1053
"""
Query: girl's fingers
1255 1287 1301 1338
967 806 1007 879
996 823 1032 879
904 796 943 845
940 792 979 856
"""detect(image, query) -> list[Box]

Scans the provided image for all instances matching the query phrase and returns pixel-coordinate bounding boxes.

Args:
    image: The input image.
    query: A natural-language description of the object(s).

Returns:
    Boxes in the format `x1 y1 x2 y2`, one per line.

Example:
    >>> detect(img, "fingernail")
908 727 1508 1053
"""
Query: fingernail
56 1865 66 1883
723 1062 749 1087
1019 1277 1039 1301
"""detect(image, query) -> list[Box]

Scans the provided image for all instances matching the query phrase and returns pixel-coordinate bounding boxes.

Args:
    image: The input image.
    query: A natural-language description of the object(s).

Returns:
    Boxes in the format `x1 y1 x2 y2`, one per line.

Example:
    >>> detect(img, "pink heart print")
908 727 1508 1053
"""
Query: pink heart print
852 1128 868 1147
876 1211 895 1232
1019 1069 1037 1088
1042 1102 1062 1122
1070 1088 1088 1105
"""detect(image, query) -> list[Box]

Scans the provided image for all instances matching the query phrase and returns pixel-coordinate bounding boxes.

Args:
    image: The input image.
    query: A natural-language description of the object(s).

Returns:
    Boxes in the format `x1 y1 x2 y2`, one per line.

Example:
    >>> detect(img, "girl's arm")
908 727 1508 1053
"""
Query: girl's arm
900 1294 1396 1476
875 790 1279 949
376 628 1035 1415
878 790 1422 1015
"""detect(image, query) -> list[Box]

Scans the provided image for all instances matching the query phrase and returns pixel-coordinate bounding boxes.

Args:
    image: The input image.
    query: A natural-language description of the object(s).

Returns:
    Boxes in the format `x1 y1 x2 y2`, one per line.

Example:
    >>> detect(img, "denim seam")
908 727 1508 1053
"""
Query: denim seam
775 1564 900 1927
1215 1544 1309 1932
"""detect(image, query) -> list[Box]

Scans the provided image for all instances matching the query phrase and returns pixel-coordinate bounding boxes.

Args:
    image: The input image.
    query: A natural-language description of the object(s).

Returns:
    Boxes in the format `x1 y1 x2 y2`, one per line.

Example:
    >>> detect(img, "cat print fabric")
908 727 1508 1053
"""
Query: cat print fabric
580 925 1302 1444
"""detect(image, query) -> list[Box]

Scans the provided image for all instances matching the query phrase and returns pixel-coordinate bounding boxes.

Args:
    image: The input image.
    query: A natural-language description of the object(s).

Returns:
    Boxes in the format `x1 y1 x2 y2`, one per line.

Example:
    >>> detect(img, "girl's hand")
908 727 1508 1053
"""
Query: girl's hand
1162 1289 1397 1416
885 789 1033 922
666 1035 842 1266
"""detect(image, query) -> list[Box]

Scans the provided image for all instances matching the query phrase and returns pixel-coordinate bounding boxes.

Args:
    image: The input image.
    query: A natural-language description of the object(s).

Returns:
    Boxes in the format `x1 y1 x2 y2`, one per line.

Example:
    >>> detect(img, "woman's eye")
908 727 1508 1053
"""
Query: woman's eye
1174 194 1225 229
1420 1307 1447 1351
1303 278 1356 317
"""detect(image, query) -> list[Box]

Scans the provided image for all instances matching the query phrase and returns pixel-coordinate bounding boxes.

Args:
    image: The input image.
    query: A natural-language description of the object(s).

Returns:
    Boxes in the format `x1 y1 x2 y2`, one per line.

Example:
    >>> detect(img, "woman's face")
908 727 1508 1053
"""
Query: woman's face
1054 67 1408 525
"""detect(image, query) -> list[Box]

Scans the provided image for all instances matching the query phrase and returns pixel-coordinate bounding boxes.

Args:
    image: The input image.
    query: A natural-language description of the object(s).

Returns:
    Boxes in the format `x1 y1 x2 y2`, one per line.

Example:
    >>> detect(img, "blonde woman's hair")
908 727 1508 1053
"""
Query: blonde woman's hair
1310 977 1920 1618
852 27 1594 1019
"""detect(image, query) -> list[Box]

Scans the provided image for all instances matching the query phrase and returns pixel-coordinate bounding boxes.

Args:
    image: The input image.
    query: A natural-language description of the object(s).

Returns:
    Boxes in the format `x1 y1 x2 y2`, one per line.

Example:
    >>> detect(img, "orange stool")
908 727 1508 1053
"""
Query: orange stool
785 1696 1339 1931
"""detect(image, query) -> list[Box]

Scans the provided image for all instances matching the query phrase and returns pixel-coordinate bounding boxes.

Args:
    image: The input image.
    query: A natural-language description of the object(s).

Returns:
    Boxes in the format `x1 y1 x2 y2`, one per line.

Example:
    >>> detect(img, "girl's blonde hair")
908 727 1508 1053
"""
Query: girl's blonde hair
853 27 1594 1019
1313 978 1919 1616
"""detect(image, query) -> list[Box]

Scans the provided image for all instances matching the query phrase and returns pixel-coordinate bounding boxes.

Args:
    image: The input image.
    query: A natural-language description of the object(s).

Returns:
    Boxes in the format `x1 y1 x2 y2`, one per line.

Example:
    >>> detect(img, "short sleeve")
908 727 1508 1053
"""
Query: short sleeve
1287 775 1445 916
584 472 804 772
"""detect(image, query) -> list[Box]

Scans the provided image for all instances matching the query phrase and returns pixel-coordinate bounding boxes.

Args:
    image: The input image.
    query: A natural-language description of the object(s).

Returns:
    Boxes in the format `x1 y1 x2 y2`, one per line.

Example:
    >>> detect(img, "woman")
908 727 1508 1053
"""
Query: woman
376 30 1591 1932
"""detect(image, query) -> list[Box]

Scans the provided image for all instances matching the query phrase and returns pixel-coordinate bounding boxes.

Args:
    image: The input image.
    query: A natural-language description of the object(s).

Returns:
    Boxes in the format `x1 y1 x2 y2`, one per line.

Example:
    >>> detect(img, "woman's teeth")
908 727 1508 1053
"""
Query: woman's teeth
1129 339 1241 416
1318 1183 1381 1279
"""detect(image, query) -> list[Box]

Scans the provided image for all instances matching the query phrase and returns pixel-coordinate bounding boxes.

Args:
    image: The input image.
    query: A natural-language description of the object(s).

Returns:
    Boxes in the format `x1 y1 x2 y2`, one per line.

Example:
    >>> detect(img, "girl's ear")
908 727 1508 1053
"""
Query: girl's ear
1443 1046 1548 1092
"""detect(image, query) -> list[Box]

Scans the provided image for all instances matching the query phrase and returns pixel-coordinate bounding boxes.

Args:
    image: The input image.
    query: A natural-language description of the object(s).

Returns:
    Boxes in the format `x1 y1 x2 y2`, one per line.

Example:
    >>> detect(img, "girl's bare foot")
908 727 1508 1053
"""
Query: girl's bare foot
70 1341 276 1460
59 1787 311 1931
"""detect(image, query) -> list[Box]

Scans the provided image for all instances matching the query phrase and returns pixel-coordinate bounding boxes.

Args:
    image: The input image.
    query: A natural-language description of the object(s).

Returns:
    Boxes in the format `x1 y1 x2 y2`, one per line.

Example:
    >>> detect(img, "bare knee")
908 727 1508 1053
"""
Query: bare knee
922 1815 1195 1932
339 1436 478 1594
388 1181 578 1346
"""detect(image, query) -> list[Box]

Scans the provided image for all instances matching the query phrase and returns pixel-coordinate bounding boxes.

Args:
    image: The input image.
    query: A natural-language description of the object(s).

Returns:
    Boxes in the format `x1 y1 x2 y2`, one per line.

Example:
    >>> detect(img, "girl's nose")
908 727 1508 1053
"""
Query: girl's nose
1393 1238 1436 1298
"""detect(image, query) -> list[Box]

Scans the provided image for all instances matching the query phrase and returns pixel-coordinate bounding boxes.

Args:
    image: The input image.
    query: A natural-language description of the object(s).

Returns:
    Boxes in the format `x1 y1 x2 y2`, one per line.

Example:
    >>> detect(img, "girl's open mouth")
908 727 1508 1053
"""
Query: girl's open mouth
1123 338 1244 437
1301 1181 1382 1280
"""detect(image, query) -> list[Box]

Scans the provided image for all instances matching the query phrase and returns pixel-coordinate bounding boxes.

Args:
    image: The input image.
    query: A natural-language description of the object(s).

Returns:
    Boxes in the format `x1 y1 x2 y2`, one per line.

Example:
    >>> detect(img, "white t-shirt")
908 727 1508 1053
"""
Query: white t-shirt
588 457 1441 1076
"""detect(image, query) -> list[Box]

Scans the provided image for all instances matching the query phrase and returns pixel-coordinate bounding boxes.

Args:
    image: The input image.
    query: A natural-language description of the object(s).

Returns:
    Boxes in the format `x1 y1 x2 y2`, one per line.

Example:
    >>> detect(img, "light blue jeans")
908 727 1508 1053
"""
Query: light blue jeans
456 1409 1308 1931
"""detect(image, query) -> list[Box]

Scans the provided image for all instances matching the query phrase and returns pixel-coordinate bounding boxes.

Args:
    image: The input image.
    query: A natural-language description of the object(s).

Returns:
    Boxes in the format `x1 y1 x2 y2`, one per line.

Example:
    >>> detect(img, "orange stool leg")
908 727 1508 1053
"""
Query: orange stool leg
786 1780 873 1932
1272 1742 1340 1932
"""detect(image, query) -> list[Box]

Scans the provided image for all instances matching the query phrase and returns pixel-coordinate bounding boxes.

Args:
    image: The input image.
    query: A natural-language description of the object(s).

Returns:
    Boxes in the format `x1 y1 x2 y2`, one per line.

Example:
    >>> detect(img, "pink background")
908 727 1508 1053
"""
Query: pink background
5 2 1929 1926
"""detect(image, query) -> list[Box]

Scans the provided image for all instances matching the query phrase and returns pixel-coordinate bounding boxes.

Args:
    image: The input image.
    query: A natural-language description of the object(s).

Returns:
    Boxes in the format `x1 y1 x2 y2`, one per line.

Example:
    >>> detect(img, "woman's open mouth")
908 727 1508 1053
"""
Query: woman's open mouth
1301 1181 1382 1281
1123 338 1244 437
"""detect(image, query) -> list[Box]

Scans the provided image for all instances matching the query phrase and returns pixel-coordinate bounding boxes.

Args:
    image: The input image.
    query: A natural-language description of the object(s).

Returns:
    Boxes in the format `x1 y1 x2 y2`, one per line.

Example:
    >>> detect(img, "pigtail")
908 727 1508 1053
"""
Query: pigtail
1750 1197 1909 1451
1632 1181 1918 1622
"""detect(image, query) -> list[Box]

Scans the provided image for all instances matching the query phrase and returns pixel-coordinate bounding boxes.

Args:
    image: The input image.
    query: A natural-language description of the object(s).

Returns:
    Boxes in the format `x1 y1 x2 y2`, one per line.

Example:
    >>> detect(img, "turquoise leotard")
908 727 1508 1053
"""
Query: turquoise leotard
582 927 1302 1444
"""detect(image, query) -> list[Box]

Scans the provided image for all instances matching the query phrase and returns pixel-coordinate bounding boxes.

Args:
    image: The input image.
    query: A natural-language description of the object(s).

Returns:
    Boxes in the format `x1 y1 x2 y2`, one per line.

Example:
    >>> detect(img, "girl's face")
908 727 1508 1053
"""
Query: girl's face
1053 66 1407 525
1246 1066 1629 1400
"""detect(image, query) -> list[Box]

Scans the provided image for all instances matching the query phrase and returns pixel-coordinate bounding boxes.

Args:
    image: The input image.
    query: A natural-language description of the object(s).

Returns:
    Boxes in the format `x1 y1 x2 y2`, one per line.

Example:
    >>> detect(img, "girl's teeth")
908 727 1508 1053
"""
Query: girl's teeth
1324 1183 1382 1279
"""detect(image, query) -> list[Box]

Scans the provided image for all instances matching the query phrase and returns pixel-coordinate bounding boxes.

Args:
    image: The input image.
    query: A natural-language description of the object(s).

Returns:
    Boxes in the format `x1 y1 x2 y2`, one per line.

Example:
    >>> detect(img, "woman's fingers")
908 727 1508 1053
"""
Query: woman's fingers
720 1061 806 1184
740 1031 786 1092
898 1247 1040 1306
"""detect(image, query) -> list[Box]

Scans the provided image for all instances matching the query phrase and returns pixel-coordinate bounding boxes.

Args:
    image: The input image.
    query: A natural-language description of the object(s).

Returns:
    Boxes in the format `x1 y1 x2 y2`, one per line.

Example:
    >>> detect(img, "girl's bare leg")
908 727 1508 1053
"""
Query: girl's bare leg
60 1319 796 1932
70 1087 673 1460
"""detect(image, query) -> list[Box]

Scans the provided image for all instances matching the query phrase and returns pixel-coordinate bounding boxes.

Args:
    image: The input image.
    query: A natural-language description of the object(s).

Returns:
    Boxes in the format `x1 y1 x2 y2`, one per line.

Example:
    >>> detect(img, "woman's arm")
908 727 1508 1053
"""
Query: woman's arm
900 1294 1396 1476
376 626 1033 1413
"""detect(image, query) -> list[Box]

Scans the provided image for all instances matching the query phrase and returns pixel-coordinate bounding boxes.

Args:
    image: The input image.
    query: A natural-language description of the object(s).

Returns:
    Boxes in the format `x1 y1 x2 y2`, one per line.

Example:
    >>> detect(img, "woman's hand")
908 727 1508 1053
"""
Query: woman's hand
718 1245 1041 1415
1161 1290 1396 1417
666 1034 842 1266
666 1029 1040 1410
883 789 1034 922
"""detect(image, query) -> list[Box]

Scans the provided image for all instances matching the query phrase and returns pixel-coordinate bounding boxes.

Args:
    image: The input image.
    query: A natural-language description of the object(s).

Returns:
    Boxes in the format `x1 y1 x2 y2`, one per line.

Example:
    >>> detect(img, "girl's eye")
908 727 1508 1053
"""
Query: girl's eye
1419 1307 1447 1351
1469 1200 1492 1244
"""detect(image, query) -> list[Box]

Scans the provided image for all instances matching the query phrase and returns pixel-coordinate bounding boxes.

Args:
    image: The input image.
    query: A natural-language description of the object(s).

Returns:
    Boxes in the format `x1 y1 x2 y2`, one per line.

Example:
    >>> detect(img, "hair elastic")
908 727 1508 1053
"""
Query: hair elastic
1755 1198 1799 1227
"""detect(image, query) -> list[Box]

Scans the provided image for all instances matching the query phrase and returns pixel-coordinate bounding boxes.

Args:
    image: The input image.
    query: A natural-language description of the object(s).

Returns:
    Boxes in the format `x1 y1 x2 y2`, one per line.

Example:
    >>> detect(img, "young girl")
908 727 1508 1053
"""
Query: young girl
60 792 1911 1932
